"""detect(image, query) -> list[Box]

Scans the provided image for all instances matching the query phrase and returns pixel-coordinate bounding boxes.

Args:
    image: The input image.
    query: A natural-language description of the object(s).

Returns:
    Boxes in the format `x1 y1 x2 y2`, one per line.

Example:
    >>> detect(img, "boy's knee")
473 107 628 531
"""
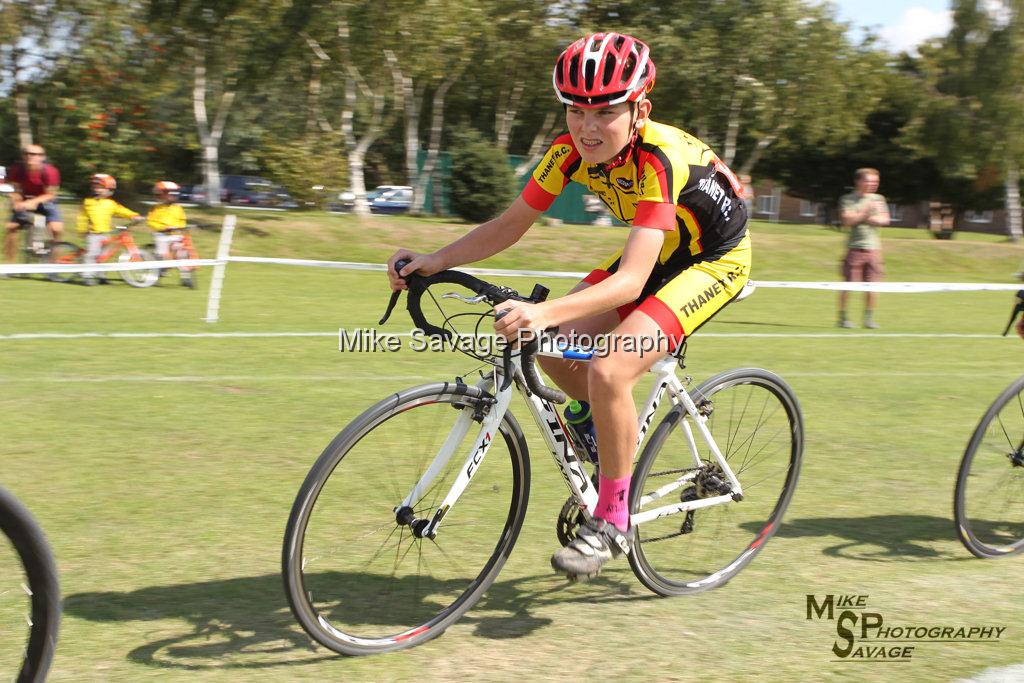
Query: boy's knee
589 357 628 392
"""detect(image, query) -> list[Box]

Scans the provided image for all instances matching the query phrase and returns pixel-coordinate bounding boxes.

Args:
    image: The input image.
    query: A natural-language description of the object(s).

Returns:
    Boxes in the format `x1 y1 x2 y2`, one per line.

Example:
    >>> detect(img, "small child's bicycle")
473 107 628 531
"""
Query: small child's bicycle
282 263 804 655
146 225 200 288
49 222 160 288
953 290 1024 558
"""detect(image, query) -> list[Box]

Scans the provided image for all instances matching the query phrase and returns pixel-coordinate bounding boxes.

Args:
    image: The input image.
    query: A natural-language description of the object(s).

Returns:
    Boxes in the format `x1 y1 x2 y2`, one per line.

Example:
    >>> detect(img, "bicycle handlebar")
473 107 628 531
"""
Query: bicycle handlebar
381 259 566 404
1002 289 1024 336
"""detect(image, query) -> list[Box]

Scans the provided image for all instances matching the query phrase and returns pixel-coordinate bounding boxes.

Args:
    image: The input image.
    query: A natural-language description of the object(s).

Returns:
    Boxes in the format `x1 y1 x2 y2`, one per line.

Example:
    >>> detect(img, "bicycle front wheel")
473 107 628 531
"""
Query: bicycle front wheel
629 368 803 596
0 487 61 683
283 382 530 655
955 375 1024 558
118 248 159 288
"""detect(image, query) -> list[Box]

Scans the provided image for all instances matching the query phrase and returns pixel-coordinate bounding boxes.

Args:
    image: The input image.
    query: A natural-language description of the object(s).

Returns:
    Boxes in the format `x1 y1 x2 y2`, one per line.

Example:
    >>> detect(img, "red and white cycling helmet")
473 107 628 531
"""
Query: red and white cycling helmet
552 33 656 108
91 173 116 190
153 180 180 195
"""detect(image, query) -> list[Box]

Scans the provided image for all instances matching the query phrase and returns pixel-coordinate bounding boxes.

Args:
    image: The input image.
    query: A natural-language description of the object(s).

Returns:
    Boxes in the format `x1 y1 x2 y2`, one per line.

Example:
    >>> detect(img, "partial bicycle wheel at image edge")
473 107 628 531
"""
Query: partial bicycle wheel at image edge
955 374 1024 558
282 382 531 656
629 368 803 595
0 487 61 682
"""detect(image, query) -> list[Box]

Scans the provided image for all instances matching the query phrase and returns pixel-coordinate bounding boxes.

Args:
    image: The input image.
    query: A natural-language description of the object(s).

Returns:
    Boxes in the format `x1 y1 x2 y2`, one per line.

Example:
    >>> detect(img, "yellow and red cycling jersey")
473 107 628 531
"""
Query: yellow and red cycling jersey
76 197 140 234
522 120 748 274
147 203 187 232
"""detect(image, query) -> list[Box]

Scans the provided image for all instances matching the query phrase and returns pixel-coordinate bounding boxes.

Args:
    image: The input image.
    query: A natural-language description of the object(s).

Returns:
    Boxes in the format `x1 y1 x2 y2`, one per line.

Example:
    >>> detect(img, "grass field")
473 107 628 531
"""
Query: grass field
2 211 1024 682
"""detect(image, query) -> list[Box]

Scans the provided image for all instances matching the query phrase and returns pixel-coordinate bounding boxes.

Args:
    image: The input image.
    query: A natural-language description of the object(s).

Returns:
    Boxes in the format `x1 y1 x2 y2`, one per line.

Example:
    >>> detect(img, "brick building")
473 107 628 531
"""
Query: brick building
749 180 1009 236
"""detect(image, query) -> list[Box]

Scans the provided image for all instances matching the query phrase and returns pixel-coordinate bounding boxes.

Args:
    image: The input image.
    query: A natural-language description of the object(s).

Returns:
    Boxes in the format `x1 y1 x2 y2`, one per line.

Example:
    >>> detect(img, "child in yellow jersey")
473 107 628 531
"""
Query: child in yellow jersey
147 181 193 287
77 173 141 285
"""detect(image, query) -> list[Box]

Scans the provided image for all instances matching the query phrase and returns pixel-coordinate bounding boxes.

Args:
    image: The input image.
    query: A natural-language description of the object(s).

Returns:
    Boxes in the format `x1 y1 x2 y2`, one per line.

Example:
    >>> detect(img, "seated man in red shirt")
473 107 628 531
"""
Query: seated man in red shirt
4 144 64 262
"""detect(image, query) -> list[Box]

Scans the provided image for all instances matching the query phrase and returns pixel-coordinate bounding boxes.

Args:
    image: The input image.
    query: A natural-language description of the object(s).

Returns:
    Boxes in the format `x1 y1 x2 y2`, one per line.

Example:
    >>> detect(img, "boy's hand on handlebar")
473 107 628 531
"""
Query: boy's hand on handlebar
493 300 549 342
386 250 443 291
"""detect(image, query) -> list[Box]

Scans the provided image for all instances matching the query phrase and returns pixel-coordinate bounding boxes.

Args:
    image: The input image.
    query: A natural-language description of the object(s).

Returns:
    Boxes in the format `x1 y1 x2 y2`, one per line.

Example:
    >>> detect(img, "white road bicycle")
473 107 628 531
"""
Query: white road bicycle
282 263 804 655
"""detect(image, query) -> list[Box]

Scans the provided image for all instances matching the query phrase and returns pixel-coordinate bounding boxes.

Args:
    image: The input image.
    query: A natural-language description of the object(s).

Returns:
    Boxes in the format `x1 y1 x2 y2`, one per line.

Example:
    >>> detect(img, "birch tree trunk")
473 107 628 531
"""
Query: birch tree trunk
193 49 236 207
738 134 777 177
495 84 524 152
411 75 457 214
514 111 559 177
15 85 32 149
1005 159 1023 242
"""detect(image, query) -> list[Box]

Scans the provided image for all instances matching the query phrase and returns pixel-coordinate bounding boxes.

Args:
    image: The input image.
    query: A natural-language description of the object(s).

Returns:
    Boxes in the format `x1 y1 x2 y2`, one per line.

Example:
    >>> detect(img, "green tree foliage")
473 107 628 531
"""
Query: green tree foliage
448 129 515 222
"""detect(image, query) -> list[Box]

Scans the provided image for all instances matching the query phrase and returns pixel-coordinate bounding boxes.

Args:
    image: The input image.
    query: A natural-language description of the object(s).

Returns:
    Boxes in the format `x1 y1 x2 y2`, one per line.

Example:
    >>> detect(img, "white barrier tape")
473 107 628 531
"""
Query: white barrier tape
0 330 1012 341
227 256 384 271
222 257 1022 292
753 280 1023 293
0 258 220 274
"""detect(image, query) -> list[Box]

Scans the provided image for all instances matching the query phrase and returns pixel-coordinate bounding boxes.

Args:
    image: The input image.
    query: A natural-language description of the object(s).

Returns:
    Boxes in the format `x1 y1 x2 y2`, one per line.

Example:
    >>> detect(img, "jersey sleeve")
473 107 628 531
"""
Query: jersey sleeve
43 165 60 188
521 134 582 212
113 202 139 219
634 145 689 231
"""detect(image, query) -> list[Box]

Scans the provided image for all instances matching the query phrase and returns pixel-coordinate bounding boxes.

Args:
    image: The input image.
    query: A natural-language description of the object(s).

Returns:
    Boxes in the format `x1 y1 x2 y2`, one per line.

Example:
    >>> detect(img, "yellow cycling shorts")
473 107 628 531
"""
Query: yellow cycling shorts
582 233 751 349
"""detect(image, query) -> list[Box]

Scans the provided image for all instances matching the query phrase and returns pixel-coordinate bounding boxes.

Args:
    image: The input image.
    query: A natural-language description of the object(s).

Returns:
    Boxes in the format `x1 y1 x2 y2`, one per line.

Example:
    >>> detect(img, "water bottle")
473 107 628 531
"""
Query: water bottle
563 400 599 464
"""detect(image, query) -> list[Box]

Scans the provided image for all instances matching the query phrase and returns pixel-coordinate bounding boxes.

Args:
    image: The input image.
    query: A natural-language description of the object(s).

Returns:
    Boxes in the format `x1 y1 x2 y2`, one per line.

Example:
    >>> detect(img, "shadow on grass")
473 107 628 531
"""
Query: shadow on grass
746 514 978 562
64 569 652 670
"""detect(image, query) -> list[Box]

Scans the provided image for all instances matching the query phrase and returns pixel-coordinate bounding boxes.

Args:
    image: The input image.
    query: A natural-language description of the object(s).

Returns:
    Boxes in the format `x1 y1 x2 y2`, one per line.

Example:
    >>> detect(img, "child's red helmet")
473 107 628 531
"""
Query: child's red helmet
552 33 656 108
91 173 116 190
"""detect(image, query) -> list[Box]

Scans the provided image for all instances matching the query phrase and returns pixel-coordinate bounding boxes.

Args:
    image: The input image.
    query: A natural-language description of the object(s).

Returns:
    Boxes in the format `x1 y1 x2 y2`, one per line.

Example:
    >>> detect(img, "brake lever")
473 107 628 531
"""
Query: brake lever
442 292 488 304
495 309 515 391
379 258 412 325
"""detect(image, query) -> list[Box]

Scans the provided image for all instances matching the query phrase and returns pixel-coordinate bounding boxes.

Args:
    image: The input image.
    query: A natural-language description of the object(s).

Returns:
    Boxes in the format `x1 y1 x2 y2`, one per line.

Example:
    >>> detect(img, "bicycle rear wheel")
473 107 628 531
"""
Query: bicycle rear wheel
629 368 803 596
954 375 1024 558
45 242 82 283
0 487 60 682
283 382 530 655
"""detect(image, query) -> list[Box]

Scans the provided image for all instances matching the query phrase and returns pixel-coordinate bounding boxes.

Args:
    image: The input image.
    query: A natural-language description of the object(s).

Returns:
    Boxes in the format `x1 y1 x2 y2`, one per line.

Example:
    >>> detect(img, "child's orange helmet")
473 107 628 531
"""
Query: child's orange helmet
91 173 116 190
153 180 180 195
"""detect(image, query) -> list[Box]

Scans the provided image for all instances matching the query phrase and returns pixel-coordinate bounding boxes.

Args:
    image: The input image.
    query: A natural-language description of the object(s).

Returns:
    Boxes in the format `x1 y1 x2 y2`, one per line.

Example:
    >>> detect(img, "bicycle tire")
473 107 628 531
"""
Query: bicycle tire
628 368 803 596
283 381 530 655
0 487 60 683
118 247 159 288
45 242 82 283
954 374 1024 558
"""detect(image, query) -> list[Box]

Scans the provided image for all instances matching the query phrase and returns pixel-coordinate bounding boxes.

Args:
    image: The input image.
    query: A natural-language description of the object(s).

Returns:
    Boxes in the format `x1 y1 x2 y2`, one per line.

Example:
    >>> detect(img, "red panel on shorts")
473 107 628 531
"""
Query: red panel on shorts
636 296 685 349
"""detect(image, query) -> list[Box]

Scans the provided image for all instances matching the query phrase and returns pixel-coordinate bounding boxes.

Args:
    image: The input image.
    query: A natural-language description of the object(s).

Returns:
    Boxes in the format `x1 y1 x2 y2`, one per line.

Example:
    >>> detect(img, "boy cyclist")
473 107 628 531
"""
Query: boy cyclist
77 173 141 285
388 33 750 580
147 180 194 287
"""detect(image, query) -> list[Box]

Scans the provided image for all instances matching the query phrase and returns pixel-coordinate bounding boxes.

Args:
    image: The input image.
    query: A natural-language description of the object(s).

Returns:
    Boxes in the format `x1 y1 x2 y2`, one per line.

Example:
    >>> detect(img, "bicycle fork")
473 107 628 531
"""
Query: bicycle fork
394 374 512 539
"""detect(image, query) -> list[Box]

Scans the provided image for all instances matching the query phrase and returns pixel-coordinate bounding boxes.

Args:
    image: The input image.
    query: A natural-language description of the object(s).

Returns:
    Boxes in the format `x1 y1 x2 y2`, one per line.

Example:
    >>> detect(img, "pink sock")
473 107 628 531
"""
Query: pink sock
596 473 631 532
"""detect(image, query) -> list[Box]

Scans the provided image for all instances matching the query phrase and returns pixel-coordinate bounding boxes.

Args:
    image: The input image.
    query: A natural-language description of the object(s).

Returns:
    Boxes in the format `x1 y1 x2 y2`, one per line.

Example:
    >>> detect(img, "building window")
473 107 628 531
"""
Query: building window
965 210 993 223
888 203 902 221
756 195 776 215
800 200 817 217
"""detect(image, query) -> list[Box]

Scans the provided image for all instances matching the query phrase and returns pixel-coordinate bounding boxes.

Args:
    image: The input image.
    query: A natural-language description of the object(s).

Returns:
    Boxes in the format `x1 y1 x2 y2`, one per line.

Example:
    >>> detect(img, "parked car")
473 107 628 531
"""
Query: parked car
221 175 277 206
369 186 413 214
178 184 207 204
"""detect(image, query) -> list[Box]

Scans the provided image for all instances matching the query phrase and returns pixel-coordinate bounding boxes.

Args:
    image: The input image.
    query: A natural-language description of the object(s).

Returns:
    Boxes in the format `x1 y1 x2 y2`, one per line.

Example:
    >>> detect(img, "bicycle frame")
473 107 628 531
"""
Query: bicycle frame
396 346 744 540
96 230 143 262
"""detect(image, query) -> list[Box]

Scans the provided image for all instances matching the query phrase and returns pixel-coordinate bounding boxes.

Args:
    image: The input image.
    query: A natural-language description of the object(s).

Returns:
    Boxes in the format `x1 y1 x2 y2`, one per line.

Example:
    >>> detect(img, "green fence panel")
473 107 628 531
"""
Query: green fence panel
415 149 610 225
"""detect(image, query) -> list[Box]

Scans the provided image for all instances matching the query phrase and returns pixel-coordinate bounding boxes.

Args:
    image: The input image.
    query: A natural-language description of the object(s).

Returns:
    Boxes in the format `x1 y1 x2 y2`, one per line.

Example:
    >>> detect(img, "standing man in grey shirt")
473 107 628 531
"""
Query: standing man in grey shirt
838 168 889 329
